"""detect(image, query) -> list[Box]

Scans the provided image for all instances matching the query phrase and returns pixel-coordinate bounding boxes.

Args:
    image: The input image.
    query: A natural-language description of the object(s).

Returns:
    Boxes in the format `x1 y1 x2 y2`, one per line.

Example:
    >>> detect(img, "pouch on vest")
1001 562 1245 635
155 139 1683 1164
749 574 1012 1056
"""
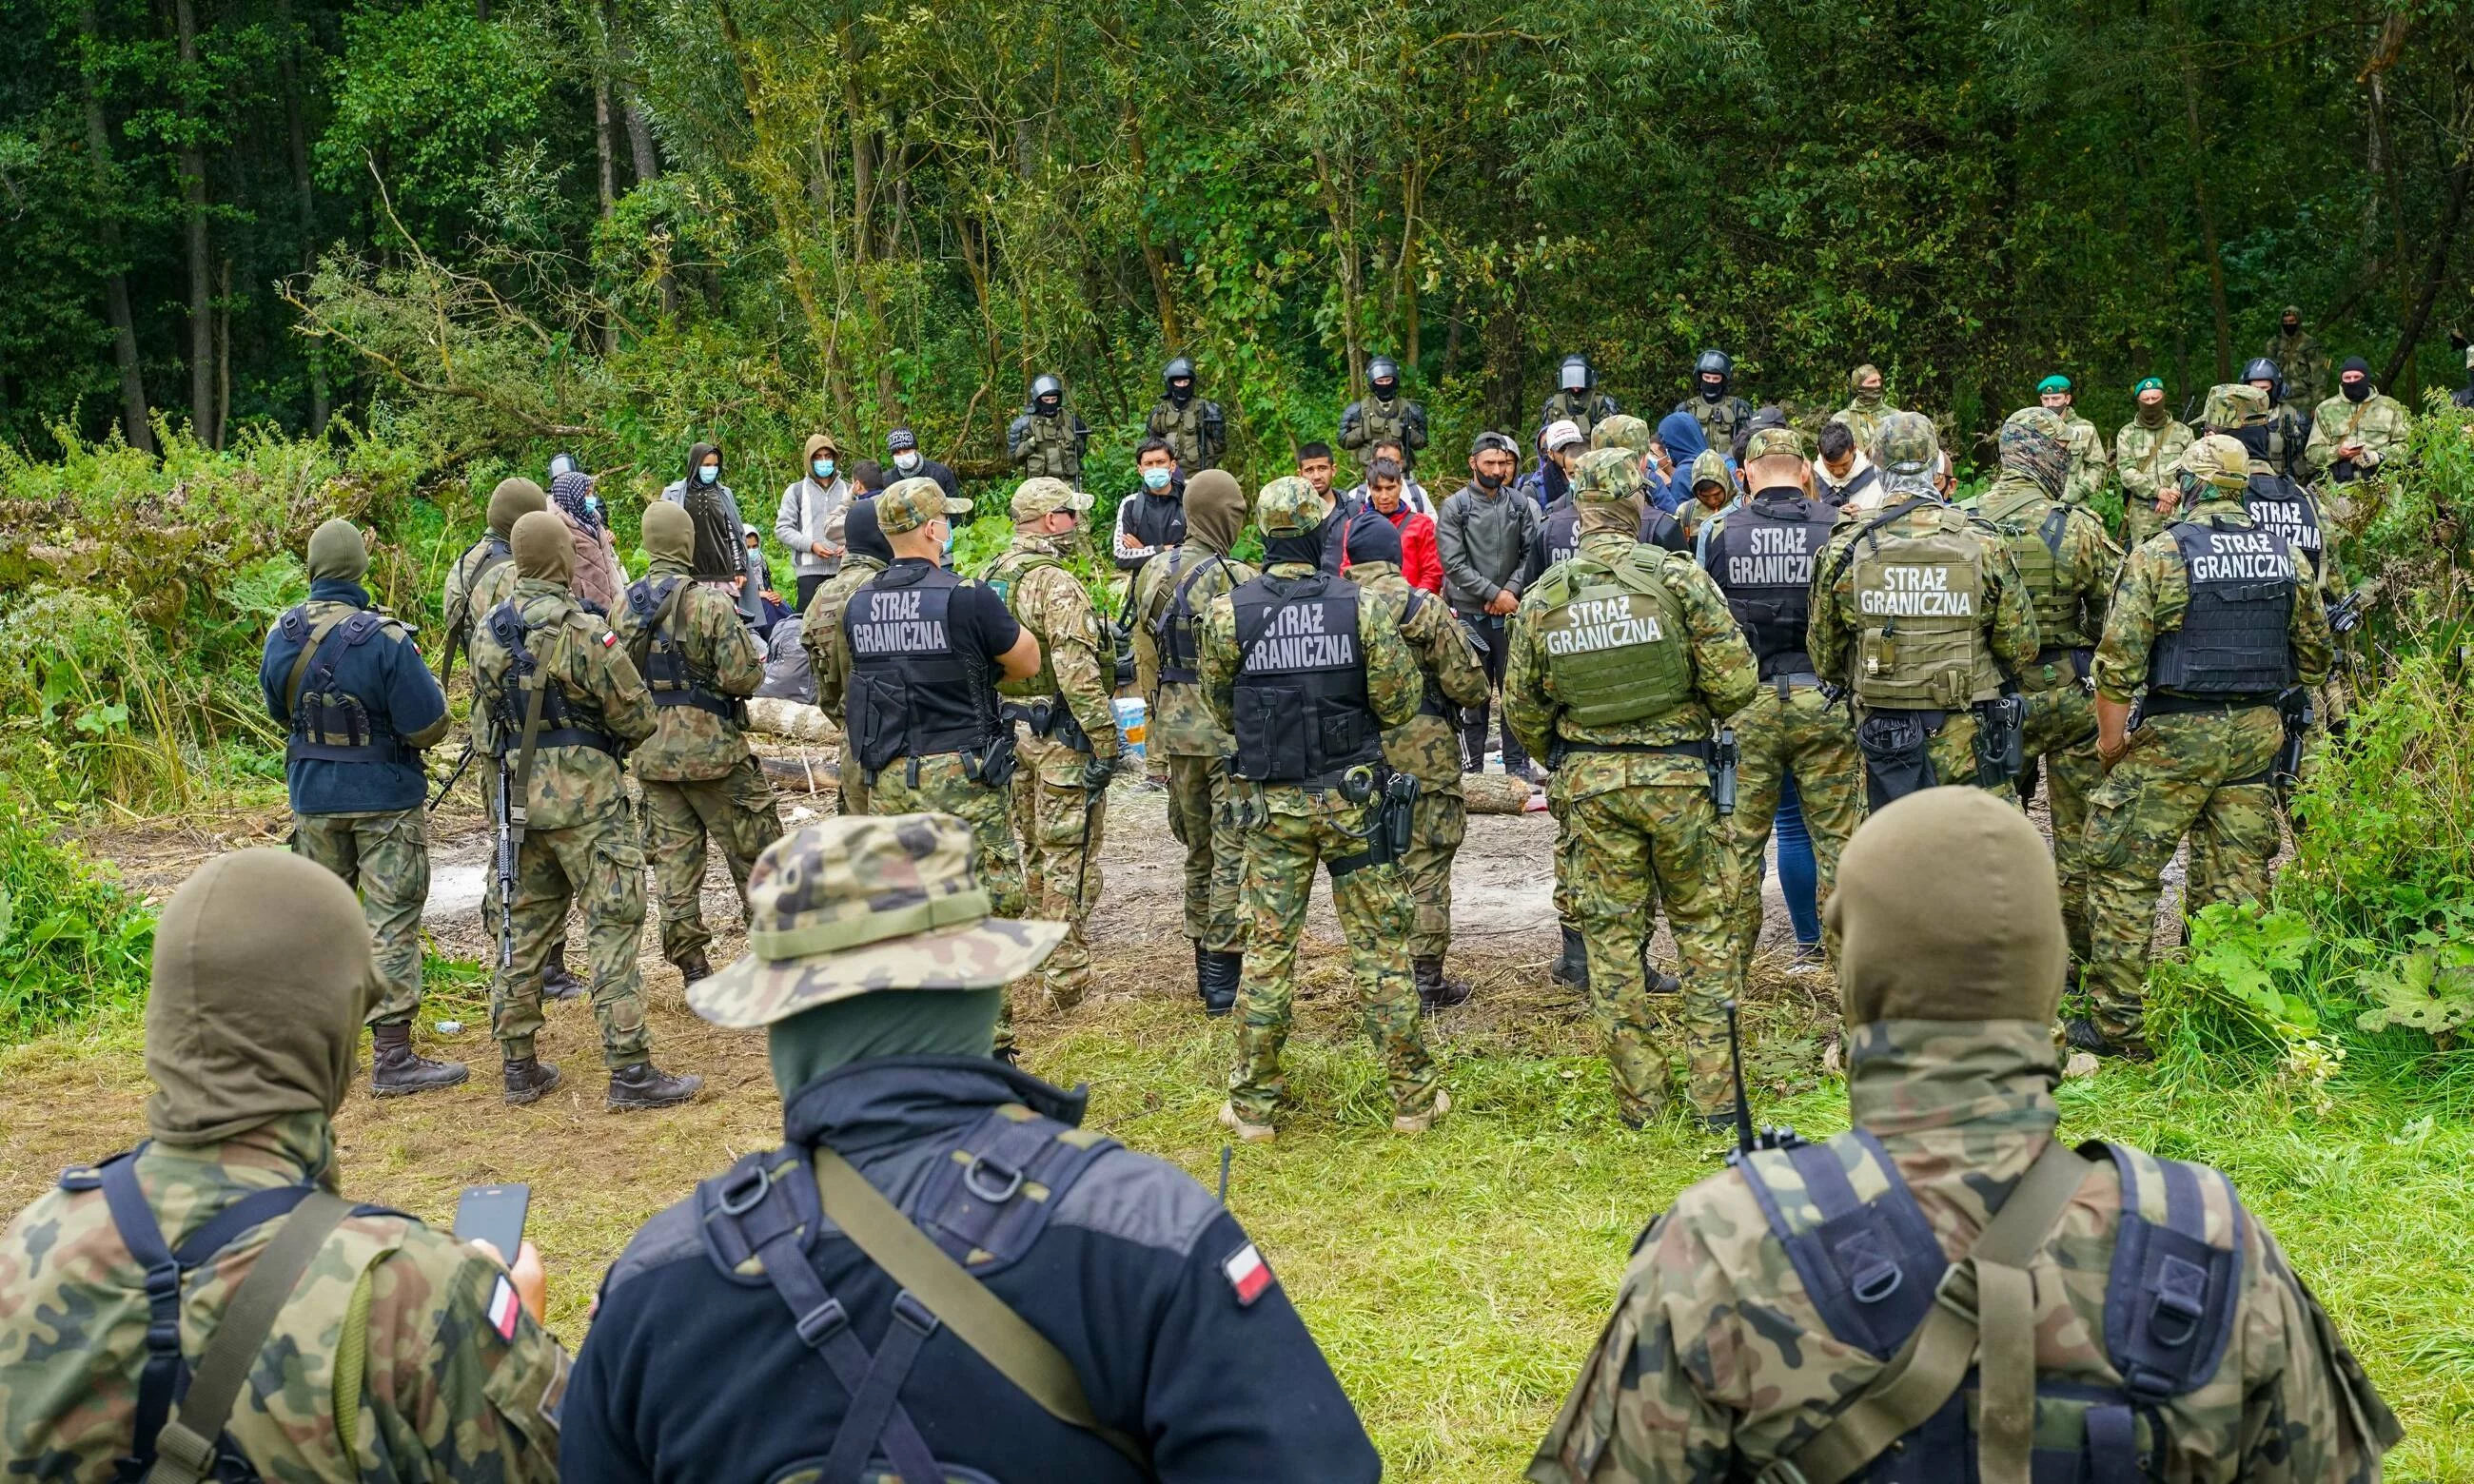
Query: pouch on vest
853 674 914 777
1856 710 1935 811
1235 684 1309 780
282 608 404 766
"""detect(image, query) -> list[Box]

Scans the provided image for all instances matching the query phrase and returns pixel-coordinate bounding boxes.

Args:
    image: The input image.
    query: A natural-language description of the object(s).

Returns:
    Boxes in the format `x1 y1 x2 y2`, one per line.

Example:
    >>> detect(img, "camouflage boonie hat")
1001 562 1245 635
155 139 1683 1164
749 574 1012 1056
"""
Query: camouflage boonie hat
1253 475 1326 537
1745 425 1805 460
689 814 1065 1028
1010 476 1093 521
2178 435 2252 491
2203 381 2271 431
1570 446 1645 504
1873 410 1940 475
1589 414 1653 454
877 476 973 534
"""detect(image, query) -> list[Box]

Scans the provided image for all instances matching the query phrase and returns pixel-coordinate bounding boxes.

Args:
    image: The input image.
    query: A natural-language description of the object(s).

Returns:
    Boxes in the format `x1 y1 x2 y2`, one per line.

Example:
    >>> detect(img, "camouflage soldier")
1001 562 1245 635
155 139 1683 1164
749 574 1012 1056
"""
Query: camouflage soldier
1530 788 2399 1484
1673 347 1753 453
441 476 544 693
2267 303 2332 415
474 512 700 1110
1143 355 1227 472
1826 362 1900 455
1338 354 1431 470
2034 373 2111 507
801 496 893 816
0 849 568 1481
1977 409 2118 967
984 477 1121 1014
2112 376 2194 550
1007 373 1090 483
259 518 462 1097
2240 357 2310 479
2210 382 2340 598
1129 470 1258 1013
1541 353 1622 440
1506 448 1757 1128
1199 476 1444 1141
1342 508 1491 1008
2078 435 2333 1057
565 815 1384 1482
1810 411 2041 807
1698 427 1862 988
614 501 783 986
2304 357 2413 487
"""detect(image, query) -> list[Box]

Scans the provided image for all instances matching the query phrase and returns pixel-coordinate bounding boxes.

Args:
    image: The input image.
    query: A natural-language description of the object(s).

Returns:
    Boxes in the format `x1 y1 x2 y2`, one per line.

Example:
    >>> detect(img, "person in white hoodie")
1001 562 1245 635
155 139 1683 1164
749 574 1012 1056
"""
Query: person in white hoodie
775 432 850 612
1814 419 1883 512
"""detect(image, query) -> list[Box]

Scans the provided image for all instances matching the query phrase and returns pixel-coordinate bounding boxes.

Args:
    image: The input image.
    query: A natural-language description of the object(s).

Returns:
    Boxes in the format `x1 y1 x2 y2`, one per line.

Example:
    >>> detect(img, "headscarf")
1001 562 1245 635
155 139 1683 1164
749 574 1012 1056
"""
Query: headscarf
682 442 740 581
550 469 601 535
1997 410 2069 499
767 986 1007 1097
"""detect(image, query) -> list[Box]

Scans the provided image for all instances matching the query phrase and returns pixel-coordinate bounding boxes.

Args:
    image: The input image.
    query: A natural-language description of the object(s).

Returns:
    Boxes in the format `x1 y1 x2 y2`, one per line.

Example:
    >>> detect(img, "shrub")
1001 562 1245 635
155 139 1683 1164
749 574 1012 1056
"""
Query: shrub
0 799 153 1040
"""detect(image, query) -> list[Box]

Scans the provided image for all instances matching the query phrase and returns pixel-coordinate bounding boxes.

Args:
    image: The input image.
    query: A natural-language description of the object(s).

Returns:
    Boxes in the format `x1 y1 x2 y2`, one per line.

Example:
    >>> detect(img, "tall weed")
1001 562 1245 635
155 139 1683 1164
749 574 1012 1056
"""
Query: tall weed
0 799 152 1039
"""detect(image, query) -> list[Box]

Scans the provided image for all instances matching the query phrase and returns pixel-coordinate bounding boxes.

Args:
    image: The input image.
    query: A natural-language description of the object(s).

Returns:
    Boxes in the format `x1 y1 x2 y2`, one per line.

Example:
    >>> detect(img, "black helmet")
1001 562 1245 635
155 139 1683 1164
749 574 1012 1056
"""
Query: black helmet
1368 355 1401 392
1030 372 1063 409
1163 356 1196 388
2241 356 2285 402
546 451 580 479
1694 348 1733 381
1560 354 1592 394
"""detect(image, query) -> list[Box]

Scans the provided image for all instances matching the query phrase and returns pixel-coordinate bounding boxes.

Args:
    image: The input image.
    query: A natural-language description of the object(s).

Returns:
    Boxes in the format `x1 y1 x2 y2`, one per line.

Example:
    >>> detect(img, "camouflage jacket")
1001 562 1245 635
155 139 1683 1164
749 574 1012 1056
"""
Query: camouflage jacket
1197 561 1424 812
461 555 527 754
469 578 657 830
440 535 513 670
986 532 1119 761
1503 531 1757 787
2092 494 2334 703
1807 496 2042 693
1345 560 1490 791
2112 414 2195 511
0 1111 567 1482
2058 411 2111 507
2268 330 2331 412
1144 395 1226 471
611 557 765 783
2303 393 2412 483
800 554 887 722
1529 1020 2400 1483
1973 474 2120 657
1129 541 1255 757
1829 399 1901 457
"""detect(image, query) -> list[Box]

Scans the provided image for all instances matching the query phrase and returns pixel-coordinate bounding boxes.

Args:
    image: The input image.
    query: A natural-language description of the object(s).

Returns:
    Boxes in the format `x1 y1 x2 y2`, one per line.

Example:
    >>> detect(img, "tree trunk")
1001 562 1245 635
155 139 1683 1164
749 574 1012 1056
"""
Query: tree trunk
1310 147 1365 392
2384 153 2471 389
213 256 231 448
1125 107 1179 351
79 0 152 453
2173 23 2231 382
1398 160 1424 369
173 0 215 446
277 0 325 433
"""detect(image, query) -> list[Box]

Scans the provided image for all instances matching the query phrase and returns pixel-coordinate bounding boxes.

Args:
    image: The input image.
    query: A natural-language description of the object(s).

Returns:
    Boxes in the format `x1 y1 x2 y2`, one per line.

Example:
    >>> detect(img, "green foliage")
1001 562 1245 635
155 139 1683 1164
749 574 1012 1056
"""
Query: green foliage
0 799 152 1040
2184 903 2320 1037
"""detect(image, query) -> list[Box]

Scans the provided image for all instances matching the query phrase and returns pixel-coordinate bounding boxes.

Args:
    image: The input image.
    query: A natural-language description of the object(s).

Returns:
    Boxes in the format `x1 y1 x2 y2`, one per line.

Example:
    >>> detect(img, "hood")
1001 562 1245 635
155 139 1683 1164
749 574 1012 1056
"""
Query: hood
683 441 742 580
803 433 839 470
1657 411 1709 471
1183 469 1247 555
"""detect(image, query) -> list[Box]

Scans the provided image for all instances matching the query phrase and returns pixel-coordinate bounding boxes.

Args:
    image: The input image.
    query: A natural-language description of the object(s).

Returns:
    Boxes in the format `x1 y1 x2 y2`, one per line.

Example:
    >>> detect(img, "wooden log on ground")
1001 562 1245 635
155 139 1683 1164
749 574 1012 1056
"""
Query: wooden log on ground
1461 771 1540 814
746 696 840 744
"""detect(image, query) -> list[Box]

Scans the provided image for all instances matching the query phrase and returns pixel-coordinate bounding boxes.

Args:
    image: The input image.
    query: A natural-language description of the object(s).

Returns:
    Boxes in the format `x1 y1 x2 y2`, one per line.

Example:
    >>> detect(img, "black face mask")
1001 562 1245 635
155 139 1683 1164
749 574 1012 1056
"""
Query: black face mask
2230 424 2271 459
1168 381 1193 405
1264 532 1325 566
2342 380 2371 403
1699 380 1725 403
1035 395 1061 415
2282 321 2302 337
1474 471 1503 492
1371 380 1397 400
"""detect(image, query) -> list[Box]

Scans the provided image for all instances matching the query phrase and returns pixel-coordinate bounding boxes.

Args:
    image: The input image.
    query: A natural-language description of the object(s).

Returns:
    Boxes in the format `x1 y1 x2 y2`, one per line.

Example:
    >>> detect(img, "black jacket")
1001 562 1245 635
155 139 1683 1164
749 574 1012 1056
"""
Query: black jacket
564 1058 1381 1484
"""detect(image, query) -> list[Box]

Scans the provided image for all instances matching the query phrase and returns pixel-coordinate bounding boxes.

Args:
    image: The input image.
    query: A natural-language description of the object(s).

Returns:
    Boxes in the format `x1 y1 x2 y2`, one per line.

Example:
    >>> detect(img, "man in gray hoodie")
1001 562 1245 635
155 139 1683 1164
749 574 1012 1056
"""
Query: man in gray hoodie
775 432 850 612
1436 429 1541 776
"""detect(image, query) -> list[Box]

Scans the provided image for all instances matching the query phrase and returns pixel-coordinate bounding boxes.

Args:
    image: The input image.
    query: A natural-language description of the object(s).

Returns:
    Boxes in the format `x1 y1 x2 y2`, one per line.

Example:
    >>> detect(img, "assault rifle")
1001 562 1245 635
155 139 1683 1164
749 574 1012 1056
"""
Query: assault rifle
494 756 518 970
2271 687 2314 797
427 742 476 812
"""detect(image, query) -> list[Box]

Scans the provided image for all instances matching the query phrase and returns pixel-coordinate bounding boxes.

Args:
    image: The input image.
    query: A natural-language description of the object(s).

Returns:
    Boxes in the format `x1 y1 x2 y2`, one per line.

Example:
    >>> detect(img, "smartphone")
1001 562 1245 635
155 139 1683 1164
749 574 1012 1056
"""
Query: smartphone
453 1183 531 1265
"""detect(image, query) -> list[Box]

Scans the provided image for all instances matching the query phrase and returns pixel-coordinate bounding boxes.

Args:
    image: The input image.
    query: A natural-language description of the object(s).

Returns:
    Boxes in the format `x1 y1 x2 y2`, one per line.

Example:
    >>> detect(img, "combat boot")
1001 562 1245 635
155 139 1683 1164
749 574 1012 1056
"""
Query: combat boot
370 1022 467 1098
675 950 713 986
540 946 587 1002
1551 925 1589 991
607 1062 704 1112
1201 951 1243 1018
501 1057 562 1106
2063 1017 2153 1063
1413 957 1472 1010
1641 944 1681 995
1217 1102 1275 1143
1392 1088 1452 1136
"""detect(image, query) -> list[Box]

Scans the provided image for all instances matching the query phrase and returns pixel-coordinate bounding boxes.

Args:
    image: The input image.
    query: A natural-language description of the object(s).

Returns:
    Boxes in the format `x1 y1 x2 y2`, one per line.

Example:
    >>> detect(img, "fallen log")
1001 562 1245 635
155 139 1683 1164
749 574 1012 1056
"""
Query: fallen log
1461 771 1541 814
746 697 839 744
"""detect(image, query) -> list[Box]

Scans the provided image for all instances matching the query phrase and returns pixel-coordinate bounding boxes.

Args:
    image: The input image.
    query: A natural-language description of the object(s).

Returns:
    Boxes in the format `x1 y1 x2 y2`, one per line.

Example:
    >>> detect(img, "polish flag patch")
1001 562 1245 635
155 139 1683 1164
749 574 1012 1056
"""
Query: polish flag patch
486 1275 523 1340
599 631 619 649
1222 1243 1274 1307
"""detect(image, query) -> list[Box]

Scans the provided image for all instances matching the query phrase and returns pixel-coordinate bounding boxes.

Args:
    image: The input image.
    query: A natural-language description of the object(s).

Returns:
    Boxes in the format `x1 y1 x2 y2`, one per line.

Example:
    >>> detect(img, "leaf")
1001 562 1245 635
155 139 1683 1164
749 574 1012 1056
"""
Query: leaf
2355 953 2474 1039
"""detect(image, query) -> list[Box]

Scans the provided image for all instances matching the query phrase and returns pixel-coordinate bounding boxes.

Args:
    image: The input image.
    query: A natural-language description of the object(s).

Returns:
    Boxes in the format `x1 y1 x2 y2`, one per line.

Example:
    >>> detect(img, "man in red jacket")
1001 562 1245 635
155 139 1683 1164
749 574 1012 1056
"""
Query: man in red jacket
1348 457 1442 591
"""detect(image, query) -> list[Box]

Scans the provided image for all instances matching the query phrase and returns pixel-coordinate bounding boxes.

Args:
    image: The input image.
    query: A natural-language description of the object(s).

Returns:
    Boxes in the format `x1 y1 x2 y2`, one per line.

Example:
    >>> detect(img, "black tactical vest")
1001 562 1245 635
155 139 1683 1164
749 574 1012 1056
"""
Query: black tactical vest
484 601 617 754
2242 474 2323 576
1152 550 1225 685
279 605 406 765
625 576 738 720
1712 492 1834 675
1229 573 1382 785
2149 520 2294 699
842 565 999 774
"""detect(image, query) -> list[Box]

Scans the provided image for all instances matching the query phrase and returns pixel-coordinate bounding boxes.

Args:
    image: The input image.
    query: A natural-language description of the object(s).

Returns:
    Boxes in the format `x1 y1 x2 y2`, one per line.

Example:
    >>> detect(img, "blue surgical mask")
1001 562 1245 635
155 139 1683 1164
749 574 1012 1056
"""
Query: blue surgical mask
813 459 835 480
583 494 601 514
697 464 720 485
1142 468 1173 492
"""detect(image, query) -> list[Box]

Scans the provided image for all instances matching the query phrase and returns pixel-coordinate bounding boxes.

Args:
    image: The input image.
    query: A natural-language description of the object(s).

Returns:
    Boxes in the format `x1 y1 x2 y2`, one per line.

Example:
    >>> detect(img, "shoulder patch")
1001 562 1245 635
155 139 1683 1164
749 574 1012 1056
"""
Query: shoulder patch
600 631 619 649
486 1274 524 1340
1222 1241 1275 1306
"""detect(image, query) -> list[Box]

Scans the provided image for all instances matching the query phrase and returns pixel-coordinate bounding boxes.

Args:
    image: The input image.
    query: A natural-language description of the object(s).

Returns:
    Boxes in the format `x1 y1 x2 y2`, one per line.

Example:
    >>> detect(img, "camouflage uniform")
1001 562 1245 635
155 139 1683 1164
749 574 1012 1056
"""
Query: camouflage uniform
1828 364 1899 455
0 1112 569 1481
2267 314 2331 413
2112 409 2194 551
471 577 660 1068
1199 478 1440 1131
2303 387 2413 486
801 538 888 818
2084 462 2333 1051
1977 409 2120 966
1145 393 1227 473
1505 450 1758 1124
1345 557 1491 964
2057 408 2111 508
985 496 1120 1010
1129 535 1257 959
1529 1020 2399 1482
612 552 782 971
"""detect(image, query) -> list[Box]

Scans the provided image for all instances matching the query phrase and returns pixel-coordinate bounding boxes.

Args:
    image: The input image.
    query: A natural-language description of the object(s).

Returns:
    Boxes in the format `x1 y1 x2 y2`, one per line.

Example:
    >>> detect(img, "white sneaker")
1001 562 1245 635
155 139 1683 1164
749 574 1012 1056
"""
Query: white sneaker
1392 1088 1452 1135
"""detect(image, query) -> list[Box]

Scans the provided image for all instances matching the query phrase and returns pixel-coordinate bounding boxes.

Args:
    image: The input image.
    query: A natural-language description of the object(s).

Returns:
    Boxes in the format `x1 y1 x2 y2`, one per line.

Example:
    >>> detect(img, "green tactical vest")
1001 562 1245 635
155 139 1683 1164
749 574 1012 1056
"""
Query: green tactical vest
1535 548 1694 727
984 549 1115 699
1020 415 1080 479
1848 505 2003 710
1984 498 2086 649
1359 398 1410 449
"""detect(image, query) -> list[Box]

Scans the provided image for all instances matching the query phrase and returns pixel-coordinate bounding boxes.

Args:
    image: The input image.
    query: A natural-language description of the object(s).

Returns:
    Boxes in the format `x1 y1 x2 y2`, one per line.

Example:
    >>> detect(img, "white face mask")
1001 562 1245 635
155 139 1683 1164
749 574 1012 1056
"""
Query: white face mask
894 451 921 472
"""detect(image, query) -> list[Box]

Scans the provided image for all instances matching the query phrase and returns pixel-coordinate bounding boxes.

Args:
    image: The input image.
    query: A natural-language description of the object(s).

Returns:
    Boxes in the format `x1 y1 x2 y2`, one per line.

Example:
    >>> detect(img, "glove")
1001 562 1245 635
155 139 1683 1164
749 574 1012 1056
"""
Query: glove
1082 757 1117 794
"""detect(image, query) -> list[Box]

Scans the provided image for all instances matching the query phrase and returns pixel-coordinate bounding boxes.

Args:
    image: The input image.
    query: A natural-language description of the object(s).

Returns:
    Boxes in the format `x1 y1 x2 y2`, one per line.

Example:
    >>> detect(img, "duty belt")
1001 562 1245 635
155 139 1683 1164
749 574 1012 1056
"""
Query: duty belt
1554 739 1711 763
493 725 618 756
2141 691 2280 716
1769 671 1823 697
2022 645 2093 690
652 687 743 721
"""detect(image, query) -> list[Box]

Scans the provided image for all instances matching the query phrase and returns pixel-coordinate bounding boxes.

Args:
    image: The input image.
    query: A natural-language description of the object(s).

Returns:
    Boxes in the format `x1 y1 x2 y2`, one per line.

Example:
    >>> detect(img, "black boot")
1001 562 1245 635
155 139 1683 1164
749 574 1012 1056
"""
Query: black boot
675 950 713 986
1190 939 1208 1008
371 1022 467 1098
2064 1017 2153 1063
606 1061 704 1111
1641 945 1681 995
501 1056 562 1106
1201 951 1242 1017
1414 957 1472 1010
1552 925 1589 990
540 945 587 1002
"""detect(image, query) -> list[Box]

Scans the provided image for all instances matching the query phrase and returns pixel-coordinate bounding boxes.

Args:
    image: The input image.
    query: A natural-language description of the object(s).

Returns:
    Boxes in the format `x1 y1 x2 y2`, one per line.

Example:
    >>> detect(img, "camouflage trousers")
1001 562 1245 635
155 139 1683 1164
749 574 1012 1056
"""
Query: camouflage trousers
873 752 1027 1049
1227 787 1437 1124
492 803 650 1069
2017 668 2103 966
2082 707 2284 1048
2122 496 2170 553
1721 684 1861 985
837 745 871 817
480 783 570 991
292 808 428 1026
1555 756 1733 1123
1403 788 1466 963
1010 734 1107 1009
640 755 783 966
1167 752 1247 953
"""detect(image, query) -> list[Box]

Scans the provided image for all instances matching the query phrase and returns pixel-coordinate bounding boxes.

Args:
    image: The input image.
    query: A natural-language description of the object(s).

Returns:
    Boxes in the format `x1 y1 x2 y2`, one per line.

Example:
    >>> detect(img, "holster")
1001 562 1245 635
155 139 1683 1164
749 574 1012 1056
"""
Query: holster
1857 710 1937 811
1972 693 2027 789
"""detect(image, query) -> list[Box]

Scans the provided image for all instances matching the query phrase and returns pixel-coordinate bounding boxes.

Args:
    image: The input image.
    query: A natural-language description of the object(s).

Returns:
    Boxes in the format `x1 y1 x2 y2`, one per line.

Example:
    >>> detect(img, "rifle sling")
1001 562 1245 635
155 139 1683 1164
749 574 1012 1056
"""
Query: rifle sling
283 609 358 716
508 628 564 852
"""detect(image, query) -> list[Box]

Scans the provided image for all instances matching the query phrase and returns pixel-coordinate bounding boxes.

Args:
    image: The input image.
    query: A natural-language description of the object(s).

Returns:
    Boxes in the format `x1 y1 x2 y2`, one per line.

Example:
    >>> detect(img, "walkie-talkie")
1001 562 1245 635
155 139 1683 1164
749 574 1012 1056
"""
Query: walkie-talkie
1722 999 1806 1167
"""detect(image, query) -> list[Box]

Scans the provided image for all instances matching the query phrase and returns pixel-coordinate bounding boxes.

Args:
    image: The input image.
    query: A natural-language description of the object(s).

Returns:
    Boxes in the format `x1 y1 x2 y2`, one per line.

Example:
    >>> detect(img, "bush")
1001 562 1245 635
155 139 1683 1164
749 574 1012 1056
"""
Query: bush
0 799 153 1040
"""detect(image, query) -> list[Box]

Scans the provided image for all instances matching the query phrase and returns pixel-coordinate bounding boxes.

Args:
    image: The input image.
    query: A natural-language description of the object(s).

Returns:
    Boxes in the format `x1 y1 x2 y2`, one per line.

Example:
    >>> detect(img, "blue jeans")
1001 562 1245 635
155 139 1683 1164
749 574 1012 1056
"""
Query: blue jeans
1771 774 1820 949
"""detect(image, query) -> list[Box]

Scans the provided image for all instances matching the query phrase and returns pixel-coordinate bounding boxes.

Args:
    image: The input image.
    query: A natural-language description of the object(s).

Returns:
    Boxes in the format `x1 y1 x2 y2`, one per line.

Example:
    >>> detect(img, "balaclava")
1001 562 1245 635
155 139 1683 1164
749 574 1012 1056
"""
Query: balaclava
1183 470 1247 556
2339 357 2374 403
487 478 548 540
845 498 893 566
511 509 576 585
305 518 368 585
641 499 696 567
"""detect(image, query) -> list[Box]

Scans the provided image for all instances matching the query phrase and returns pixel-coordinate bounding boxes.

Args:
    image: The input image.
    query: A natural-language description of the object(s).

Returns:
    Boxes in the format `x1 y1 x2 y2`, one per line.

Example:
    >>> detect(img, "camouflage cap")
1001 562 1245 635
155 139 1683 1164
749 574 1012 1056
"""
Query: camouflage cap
1253 475 1326 537
2202 381 2271 431
1873 410 1940 475
1010 476 1093 521
2179 434 2253 491
690 814 1066 1028
1589 413 1653 454
2001 405 2065 439
1744 425 1806 461
1572 446 1647 503
877 475 973 534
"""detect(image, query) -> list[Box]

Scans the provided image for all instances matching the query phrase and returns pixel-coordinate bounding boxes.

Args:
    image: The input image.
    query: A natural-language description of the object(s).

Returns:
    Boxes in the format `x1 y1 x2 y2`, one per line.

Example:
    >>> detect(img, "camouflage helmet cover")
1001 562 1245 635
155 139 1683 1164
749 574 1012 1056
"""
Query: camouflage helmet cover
1571 447 1647 504
1873 410 1941 475
2178 434 2253 491
1744 425 1806 461
1590 414 1654 454
1010 476 1093 521
2203 381 2272 431
876 475 973 534
1253 475 1327 537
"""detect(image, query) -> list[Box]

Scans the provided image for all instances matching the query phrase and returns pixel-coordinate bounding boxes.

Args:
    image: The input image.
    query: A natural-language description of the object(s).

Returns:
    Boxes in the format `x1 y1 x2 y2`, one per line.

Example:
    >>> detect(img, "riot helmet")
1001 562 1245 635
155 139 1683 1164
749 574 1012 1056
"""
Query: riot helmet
2242 357 2285 405
1163 356 1196 404
1694 348 1732 400
1030 373 1064 415
1368 355 1401 399
1560 354 1592 394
